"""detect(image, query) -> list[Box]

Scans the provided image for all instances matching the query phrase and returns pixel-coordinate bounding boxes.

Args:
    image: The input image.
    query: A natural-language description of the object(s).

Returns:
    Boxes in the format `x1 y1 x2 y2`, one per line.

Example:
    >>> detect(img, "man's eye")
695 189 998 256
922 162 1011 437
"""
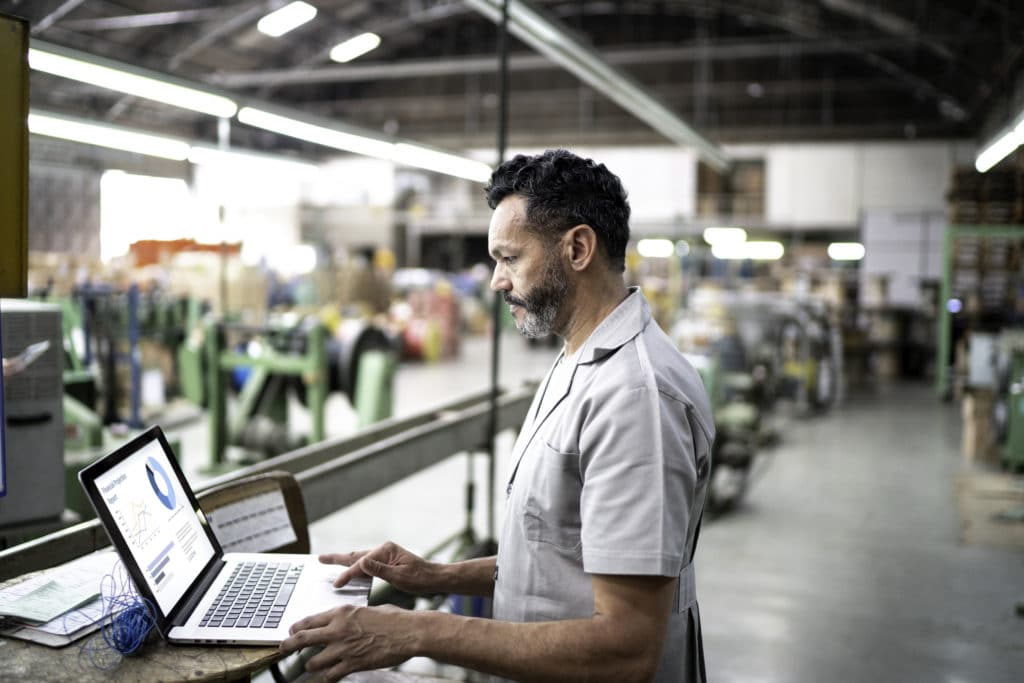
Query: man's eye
503 256 517 265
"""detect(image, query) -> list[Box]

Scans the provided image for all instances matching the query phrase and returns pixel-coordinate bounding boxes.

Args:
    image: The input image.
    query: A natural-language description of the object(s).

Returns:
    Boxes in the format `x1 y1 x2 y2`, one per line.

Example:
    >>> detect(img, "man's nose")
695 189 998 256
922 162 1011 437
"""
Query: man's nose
490 265 510 292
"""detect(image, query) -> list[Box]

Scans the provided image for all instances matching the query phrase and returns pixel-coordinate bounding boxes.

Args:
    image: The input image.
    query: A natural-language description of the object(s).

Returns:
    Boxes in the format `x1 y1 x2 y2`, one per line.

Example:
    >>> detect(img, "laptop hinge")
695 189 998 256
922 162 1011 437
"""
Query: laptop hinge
171 558 225 627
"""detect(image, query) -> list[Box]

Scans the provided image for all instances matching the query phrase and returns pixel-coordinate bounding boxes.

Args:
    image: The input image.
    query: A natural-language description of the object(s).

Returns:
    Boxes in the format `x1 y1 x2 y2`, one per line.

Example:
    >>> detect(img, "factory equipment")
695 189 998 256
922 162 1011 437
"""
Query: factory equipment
1005 348 1024 470
203 317 396 471
777 299 841 413
682 351 759 511
0 300 65 530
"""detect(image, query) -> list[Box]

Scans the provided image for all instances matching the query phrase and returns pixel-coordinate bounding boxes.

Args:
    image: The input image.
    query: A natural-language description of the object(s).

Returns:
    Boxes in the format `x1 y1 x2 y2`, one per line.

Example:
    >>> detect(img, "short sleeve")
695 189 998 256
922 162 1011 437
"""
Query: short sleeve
578 384 698 576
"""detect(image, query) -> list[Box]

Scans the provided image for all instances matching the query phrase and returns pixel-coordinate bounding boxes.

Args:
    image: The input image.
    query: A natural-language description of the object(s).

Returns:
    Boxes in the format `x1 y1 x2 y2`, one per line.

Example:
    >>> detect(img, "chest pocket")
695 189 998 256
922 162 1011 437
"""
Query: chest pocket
522 441 583 555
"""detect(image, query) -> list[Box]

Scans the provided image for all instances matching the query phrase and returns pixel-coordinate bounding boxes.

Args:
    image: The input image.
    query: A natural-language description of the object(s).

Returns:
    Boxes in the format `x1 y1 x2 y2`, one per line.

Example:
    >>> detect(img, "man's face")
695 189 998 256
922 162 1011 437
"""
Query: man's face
488 195 572 339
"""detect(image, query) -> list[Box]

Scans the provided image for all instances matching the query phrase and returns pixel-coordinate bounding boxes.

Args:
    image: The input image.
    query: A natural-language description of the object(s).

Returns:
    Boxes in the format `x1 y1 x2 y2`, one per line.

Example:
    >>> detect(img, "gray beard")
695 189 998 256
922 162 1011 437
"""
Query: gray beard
512 257 571 339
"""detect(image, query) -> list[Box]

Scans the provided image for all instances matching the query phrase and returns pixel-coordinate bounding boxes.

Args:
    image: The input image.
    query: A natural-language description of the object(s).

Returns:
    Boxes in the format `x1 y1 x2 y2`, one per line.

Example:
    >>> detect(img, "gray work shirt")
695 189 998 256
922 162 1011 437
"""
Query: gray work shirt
493 288 714 683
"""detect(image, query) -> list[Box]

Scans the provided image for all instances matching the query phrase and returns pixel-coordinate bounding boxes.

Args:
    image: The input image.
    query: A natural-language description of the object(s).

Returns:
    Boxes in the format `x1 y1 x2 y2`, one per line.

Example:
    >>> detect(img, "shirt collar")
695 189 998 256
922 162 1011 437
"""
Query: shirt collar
572 286 651 365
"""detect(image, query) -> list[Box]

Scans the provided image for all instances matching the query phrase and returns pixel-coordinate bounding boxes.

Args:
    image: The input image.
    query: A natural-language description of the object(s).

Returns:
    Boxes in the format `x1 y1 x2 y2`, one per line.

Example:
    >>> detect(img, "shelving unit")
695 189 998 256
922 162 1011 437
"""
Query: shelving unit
936 224 1024 397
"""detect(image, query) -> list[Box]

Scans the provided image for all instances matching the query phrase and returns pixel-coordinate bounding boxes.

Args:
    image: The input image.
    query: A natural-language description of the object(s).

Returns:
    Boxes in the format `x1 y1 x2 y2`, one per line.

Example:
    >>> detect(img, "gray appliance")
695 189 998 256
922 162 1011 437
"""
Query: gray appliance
0 299 65 527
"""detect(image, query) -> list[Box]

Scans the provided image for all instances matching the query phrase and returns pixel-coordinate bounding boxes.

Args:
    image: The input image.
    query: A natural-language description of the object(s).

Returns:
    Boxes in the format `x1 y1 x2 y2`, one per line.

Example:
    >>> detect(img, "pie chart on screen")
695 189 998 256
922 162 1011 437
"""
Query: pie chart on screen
146 456 176 510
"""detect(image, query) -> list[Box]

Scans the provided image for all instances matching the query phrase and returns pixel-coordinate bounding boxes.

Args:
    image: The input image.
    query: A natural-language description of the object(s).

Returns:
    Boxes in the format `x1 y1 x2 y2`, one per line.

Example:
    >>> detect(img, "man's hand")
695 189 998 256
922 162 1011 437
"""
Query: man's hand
321 541 441 592
280 604 419 682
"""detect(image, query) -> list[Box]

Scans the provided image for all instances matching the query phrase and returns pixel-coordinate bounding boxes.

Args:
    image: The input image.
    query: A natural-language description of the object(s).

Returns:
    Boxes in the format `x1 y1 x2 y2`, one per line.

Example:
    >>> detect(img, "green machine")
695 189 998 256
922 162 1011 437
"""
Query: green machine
684 352 761 511
202 317 397 472
204 319 327 472
1005 347 1024 470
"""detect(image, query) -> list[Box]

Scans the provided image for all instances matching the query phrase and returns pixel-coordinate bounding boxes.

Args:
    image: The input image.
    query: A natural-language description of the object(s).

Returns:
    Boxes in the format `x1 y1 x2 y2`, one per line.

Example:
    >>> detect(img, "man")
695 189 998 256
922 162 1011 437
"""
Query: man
282 149 715 682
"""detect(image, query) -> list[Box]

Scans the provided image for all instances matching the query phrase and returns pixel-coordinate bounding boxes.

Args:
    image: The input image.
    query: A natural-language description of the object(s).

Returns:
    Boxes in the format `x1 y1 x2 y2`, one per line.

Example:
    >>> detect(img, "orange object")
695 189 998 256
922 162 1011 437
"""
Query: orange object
129 239 241 267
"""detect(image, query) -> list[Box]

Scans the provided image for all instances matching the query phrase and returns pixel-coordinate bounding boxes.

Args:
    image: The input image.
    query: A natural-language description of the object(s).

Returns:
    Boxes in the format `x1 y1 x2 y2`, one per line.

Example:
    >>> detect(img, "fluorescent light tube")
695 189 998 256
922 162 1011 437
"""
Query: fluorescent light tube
975 126 1021 173
392 143 492 182
28 47 237 118
237 107 396 159
257 1 317 37
238 108 492 182
712 240 784 260
636 239 675 258
29 111 191 160
743 241 784 260
330 32 381 63
188 145 319 176
827 242 865 261
703 227 747 246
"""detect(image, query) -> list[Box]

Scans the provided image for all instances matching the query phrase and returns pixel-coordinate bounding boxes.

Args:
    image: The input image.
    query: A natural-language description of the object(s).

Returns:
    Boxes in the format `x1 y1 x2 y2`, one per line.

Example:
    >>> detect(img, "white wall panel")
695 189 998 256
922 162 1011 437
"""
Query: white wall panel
860 143 952 210
861 209 945 307
766 145 860 226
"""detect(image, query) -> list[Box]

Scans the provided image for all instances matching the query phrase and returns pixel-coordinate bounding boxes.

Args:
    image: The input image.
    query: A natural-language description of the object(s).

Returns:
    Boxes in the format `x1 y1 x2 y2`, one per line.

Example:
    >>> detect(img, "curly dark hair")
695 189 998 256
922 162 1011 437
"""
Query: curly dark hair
484 149 630 272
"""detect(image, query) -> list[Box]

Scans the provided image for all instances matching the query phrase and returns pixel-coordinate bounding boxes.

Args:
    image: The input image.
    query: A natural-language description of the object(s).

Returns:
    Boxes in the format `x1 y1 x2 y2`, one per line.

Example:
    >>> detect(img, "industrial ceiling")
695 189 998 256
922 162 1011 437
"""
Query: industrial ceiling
3 0 1021 160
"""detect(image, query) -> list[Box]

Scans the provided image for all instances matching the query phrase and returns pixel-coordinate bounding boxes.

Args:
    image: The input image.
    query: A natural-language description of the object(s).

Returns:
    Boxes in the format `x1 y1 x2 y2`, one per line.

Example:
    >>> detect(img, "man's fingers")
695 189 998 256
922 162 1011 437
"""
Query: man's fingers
290 610 335 634
332 563 364 588
333 555 390 587
320 551 366 566
305 644 348 673
280 624 329 654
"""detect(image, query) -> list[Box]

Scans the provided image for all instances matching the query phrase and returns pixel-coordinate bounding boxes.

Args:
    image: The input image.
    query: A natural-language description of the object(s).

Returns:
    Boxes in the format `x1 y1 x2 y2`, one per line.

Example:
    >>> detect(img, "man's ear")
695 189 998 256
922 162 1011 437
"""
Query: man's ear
564 224 599 272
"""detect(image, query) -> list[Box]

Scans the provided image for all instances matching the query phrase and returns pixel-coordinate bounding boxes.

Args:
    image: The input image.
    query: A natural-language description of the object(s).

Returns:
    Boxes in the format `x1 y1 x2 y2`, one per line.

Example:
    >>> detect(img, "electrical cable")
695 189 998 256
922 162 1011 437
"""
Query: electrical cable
79 559 156 669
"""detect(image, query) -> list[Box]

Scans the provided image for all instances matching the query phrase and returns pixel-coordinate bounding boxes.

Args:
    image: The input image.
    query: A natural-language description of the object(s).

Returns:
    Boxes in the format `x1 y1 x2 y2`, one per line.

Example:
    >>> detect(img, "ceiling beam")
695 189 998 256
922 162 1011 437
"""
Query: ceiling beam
31 0 90 35
464 0 729 170
713 0 967 119
818 0 955 62
208 36 914 88
58 7 245 32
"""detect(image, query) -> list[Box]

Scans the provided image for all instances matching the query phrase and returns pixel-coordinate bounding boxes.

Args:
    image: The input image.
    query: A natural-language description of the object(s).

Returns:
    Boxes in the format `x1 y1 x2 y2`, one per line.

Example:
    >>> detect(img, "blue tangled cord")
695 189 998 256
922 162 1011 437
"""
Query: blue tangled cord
80 559 157 670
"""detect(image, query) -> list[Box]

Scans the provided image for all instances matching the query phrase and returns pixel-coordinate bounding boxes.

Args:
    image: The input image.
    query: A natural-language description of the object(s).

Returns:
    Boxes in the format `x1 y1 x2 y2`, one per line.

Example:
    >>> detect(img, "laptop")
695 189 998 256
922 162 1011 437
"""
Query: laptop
79 425 370 645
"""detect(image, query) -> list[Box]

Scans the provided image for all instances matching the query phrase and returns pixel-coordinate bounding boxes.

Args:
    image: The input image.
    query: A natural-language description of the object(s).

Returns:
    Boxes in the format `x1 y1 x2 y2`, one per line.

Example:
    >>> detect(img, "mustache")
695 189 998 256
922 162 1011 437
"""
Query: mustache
504 293 527 307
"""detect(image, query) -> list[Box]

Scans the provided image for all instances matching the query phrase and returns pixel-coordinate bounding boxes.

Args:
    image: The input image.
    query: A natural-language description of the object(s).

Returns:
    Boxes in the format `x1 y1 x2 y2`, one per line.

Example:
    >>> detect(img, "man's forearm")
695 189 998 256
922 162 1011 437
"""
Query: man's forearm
402 610 660 683
434 556 496 597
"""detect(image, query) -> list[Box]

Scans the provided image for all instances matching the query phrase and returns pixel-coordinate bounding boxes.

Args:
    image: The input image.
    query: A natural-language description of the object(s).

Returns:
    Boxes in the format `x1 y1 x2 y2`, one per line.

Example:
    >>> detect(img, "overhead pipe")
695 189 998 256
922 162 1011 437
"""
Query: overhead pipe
464 0 730 171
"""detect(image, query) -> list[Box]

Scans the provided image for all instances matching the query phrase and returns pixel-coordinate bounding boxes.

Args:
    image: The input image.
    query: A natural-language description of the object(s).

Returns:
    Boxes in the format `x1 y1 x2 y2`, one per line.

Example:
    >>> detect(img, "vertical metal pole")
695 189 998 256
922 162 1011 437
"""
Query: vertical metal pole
80 287 92 366
486 0 511 545
128 283 142 428
308 323 327 442
936 224 954 399
206 319 226 469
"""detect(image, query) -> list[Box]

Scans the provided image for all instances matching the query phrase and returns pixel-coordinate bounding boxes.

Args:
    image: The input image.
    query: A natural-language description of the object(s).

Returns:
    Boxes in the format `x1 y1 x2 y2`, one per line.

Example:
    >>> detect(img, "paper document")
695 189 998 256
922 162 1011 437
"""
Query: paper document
0 579 98 624
4 339 50 376
0 551 121 645
207 489 297 553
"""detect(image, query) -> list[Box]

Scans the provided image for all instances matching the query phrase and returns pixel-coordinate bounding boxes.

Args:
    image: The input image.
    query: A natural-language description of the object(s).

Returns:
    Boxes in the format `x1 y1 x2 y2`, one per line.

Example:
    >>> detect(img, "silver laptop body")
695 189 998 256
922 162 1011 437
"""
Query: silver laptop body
79 426 368 645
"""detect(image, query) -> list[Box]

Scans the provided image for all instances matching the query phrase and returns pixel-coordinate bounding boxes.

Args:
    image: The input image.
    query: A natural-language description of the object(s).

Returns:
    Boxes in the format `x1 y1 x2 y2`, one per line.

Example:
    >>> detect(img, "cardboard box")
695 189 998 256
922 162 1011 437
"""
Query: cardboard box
961 389 996 462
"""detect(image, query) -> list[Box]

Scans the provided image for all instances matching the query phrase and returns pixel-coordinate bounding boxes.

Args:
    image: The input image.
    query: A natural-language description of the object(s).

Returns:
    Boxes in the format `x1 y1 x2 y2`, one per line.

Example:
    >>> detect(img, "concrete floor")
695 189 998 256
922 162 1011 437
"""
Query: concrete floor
698 385 1024 683
188 334 1023 682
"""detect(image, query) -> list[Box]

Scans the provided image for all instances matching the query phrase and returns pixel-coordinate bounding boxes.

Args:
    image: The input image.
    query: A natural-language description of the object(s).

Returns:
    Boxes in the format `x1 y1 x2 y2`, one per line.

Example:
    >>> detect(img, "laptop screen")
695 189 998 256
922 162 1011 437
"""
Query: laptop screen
92 437 216 615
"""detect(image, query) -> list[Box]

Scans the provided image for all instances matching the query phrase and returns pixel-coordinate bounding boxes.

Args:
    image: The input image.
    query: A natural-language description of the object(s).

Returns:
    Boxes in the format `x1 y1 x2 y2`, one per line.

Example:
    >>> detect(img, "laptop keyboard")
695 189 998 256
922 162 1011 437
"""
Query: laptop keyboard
200 561 304 629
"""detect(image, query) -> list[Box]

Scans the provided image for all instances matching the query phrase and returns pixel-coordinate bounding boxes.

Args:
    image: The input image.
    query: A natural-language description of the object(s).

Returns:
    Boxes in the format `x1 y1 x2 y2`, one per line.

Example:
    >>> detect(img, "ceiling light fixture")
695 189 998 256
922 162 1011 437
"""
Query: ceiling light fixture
237 106 491 182
975 122 1023 173
712 241 784 260
827 242 866 261
237 106 396 159
702 227 747 246
29 41 237 118
187 145 319 176
257 1 318 38
463 0 729 171
636 239 676 258
329 32 381 63
392 143 491 182
28 110 191 160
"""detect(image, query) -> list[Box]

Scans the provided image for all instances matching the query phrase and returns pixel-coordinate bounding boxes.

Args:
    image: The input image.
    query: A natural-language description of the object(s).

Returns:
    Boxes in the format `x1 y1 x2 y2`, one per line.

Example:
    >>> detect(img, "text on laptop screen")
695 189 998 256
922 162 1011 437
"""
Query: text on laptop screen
93 439 216 614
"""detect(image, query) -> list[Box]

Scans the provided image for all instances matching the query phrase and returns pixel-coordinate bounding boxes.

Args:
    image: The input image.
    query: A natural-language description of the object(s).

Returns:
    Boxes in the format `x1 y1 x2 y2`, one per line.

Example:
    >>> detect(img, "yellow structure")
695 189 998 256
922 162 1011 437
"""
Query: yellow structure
0 14 28 297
